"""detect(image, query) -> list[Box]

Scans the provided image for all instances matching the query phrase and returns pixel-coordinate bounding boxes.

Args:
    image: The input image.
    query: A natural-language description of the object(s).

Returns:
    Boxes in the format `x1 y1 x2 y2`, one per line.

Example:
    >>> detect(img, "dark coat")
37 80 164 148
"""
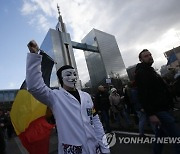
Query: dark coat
0 128 5 153
173 76 180 97
135 63 173 116
130 87 142 111
95 91 110 111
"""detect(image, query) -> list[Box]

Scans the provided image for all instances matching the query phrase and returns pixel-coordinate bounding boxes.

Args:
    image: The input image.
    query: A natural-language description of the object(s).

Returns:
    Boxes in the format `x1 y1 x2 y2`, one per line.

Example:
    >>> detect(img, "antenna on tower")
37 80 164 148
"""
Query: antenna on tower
57 4 61 17
56 3 66 32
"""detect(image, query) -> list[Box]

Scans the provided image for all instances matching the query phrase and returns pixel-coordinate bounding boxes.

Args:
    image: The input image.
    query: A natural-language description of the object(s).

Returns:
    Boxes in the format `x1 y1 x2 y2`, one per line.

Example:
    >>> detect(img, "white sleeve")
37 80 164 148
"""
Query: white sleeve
93 114 110 153
89 95 110 154
26 53 53 107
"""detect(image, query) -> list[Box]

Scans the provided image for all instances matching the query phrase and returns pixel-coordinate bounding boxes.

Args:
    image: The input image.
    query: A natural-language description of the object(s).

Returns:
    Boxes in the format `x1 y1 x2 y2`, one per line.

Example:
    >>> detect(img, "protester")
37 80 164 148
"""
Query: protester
0 109 7 135
0 128 6 153
109 88 132 128
26 40 110 154
0 109 6 153
95 85 111 133
109 88 123 127
123 84 134 115
173 70 180 97
5 110 14 139
130 81 147 137
135 49 180 154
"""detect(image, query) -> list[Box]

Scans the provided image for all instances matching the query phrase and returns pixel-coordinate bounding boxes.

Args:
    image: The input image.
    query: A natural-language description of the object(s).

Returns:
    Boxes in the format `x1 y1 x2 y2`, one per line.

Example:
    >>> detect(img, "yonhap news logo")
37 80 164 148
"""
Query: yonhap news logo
102 133 180 147
102 132 116 148
118 137 180 144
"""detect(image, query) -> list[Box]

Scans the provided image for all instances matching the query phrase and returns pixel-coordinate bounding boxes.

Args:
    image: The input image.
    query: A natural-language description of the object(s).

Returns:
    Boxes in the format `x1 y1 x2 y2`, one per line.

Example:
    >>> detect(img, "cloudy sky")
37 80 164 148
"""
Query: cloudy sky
1 0 180 89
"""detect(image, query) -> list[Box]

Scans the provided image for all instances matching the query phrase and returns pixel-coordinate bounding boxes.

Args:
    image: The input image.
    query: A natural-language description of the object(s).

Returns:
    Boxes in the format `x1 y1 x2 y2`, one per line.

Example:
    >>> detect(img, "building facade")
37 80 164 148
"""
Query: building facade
0 89 18 110
40 8 127 90
40 28 78 88
164 46 180 69
126 64 137 81
82 29 128 90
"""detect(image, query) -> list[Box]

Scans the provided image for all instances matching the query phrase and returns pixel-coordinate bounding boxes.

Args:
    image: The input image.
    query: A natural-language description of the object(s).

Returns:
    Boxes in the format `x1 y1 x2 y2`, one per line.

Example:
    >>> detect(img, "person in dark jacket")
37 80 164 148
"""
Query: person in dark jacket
130 81 147 137
173 71 180 97
109 88 132 128
135 49 180 154
0 110 6 153
95 85 111 132
5 110 14 139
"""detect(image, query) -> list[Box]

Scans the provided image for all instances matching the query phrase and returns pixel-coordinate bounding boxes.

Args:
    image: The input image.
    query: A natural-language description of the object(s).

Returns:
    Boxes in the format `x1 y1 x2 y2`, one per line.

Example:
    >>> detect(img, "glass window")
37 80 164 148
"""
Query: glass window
9 92 15 101
50 66 58 87
4 92 9 102
0 92 3 102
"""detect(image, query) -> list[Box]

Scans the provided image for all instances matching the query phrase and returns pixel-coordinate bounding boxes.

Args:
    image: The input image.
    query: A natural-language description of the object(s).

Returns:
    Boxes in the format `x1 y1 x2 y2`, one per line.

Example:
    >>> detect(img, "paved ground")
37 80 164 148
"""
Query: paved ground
4 130 176 154
4 101 180 154
110 132 174 154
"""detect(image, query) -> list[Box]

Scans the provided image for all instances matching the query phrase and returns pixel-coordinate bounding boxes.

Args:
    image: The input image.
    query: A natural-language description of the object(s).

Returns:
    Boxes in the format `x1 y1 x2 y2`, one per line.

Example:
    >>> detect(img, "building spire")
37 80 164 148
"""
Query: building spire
56 3 66 32
57 4 61 19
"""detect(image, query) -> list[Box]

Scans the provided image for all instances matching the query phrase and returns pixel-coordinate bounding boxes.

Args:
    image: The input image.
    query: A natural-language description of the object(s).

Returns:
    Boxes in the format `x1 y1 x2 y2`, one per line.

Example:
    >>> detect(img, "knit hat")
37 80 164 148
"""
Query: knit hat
111 88 117 93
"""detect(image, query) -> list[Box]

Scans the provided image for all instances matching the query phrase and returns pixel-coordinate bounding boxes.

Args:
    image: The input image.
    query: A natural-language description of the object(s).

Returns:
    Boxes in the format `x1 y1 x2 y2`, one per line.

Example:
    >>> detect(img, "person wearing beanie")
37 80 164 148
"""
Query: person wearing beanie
26 40 110 154
109 88 132 128
135 49 180 154
95 85 111 133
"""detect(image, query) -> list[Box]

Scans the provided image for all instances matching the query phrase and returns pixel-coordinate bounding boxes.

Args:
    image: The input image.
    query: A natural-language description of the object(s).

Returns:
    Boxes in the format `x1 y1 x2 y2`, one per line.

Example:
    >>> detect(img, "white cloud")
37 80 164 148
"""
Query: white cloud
20 0 180 84
30 0 57 17
8 82 17 89
21 0 38 15
28 18 36 26
74 50 90 84
36 14 51 32
26 14 51 32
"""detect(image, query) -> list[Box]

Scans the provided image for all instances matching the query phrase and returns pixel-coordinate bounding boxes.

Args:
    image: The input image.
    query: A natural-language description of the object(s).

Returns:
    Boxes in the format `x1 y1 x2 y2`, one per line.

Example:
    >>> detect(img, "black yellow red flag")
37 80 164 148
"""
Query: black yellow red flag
10 51 55 154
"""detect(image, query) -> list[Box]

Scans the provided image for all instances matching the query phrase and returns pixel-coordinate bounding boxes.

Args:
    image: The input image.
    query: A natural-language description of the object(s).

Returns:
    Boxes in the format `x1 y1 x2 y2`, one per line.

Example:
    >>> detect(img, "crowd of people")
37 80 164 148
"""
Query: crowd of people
1 41 180 154
93 85 134 133
26 40 110 154
0 109 14 153
93 49 180 154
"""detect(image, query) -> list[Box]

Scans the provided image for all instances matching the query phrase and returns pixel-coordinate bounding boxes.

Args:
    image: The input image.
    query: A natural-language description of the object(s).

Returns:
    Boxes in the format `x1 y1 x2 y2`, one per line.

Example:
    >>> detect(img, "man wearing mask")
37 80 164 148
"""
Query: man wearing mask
26 40 110 154
135 49 180 154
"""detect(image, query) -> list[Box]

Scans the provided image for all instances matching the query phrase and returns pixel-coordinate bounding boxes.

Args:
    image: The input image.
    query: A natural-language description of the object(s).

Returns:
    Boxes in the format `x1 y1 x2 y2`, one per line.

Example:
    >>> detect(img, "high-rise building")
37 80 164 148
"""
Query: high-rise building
40 28 78 87
0 89 18 109
40 6 127 90
82 29 128 89
126 64 137 81
40 6 78 88
164 46 180 69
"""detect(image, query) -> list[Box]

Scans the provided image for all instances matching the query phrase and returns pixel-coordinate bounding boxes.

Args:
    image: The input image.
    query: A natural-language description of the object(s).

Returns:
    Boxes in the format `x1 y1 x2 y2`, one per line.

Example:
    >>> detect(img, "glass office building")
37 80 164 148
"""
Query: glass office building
82 29 127 89
0 89 18 109
40 25 127 90
40 28 77 88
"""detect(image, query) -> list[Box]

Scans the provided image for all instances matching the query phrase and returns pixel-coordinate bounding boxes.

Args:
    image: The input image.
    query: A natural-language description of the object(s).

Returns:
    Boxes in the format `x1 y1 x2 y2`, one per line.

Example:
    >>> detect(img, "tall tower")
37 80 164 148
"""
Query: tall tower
40 4 78 87
40 5 127 90
56 4 66 32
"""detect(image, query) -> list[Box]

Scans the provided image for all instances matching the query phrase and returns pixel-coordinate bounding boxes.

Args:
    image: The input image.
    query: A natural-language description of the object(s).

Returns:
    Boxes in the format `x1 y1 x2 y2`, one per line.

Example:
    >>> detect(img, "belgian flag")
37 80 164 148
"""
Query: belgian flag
10 51 55 154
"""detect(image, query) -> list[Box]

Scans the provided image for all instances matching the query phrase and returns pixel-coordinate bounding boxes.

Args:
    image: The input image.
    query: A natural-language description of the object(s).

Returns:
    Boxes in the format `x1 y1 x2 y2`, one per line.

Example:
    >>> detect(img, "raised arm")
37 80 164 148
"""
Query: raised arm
26 40 53 107
87 94 110 153
27 40 39 54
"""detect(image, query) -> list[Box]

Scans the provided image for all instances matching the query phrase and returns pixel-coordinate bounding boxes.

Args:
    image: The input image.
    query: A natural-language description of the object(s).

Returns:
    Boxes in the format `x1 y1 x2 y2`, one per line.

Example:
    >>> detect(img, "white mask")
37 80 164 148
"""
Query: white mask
61 69 77 88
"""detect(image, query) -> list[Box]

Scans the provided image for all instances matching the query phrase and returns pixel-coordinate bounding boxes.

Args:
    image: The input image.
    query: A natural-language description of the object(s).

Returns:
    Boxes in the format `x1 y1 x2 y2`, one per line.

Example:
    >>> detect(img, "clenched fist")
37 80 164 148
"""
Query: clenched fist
27 40 39 54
